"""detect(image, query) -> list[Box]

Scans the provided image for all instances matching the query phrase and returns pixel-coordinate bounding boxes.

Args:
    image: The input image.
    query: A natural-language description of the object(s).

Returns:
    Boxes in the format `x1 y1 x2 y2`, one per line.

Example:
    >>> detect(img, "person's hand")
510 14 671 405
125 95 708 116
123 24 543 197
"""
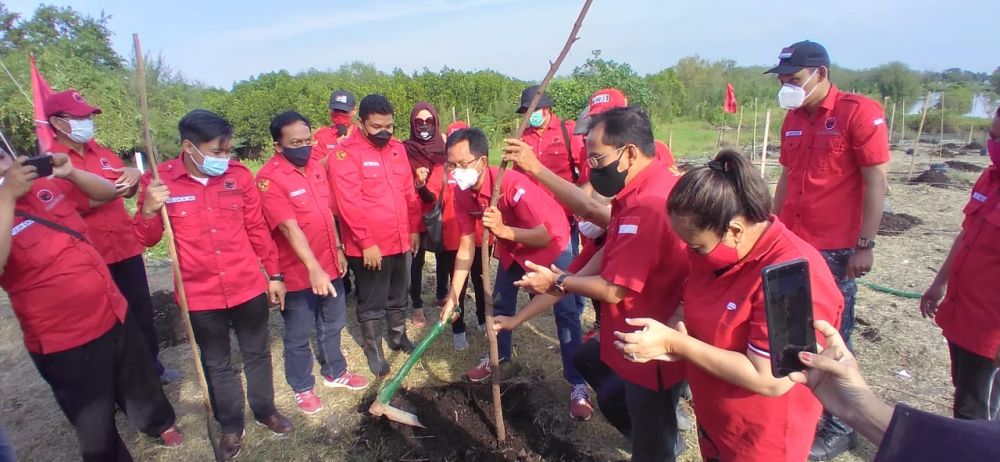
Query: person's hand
919 280 945 319
50 153 73 178
362 244 382 271
410 233 421 256
482 206 509 239
414 167 429 187
788 320 873 422
514 260 562 295
140 179 170 218
439 297 458 324
308 267 336 297
112 166 141 195
336 248 348 277
613 317 687 362
502 139 542 176
847 248 873 278
268 280 287 311
493 315 520 332
0 157 38 201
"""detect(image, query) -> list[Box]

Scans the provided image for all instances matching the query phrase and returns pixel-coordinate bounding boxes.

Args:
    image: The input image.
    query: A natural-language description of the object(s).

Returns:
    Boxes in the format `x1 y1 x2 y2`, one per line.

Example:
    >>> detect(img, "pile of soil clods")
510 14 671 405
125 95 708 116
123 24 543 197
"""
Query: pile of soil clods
908 169 951 188
878 212 924 236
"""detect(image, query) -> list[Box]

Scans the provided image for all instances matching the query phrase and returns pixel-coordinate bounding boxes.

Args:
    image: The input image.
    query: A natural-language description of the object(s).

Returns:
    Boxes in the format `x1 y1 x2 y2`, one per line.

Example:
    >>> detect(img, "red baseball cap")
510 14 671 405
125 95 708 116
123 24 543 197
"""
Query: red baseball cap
446 120 470 137
44 89 102 118
588 88 627 115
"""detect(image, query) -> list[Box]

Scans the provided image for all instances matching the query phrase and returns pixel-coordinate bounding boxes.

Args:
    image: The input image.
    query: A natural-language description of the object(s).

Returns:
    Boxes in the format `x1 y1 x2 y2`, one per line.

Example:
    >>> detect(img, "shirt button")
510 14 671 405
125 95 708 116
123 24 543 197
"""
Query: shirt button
181 211 187 216
220 272 225 277
211 229 217 233
216 250 221 255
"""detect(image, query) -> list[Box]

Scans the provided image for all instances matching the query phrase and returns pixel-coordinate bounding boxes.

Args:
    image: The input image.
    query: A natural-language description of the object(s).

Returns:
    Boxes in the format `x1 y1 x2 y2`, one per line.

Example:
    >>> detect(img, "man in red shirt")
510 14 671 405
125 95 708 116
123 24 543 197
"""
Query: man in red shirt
766 40 890 459
0 152 182 460
437 128 589 419
328 94 422 377
256 111 370 416
920 107 1000 421
496 108 689 459
134 109 291 460
44 89 179 384
311 89 356 166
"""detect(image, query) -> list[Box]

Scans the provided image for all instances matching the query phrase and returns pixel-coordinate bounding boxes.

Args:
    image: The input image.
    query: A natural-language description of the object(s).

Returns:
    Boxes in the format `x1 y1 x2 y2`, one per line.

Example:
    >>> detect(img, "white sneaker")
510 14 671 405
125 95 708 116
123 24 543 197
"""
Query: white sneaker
453 332 469 351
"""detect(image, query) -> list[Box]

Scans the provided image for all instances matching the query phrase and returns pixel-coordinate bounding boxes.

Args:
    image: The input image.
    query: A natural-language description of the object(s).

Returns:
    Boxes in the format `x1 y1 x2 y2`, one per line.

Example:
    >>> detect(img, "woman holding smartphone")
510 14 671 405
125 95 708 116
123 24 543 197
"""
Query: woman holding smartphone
613 150 844 461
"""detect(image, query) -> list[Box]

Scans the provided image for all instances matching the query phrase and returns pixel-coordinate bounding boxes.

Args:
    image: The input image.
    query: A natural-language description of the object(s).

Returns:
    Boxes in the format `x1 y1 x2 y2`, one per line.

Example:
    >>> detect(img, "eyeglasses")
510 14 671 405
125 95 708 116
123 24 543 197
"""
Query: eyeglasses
445 158 481 170
414 117 435 126
586 146 628 169
283 139 316 149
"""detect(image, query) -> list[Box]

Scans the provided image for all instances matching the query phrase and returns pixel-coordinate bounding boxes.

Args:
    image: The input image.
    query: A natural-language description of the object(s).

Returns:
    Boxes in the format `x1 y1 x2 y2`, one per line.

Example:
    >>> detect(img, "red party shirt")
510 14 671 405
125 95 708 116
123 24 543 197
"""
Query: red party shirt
682 218 843 462
256 154 341 292
778 85 890 250
133 157 280 311
935 167 1000 359
1 179 127 354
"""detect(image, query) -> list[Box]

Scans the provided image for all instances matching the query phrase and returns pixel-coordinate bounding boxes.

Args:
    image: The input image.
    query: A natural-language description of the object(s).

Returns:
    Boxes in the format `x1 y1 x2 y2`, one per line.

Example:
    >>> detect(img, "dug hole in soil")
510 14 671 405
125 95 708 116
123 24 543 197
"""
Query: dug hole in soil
879 211 923 236
349 379 599 462
944 160 983 172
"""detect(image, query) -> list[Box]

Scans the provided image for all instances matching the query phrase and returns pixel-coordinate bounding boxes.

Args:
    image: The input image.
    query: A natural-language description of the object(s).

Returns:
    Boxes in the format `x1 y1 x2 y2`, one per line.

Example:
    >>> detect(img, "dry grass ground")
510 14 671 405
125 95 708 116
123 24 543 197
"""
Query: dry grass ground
0 146 985 461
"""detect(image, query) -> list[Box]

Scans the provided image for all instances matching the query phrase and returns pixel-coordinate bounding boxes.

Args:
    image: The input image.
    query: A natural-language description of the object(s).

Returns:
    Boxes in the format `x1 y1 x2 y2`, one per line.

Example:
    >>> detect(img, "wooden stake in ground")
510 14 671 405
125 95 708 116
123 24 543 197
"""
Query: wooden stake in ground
751 97 758 160
759 110 771 177
900 98 907 142
452 106 457 123
133 33 223 462
968 124 975 145
939 92 945 159
466 107 472 126
735 104 744 147
888 101 896 141
906 92 932 179
668 130 673 152
476 0 595 443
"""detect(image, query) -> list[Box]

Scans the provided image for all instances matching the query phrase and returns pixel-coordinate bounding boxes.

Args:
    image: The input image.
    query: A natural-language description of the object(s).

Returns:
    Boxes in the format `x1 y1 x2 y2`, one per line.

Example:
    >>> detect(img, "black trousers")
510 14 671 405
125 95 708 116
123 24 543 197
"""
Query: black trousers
108 254 163 374
349 253 410 322
441 249 487 334
572 338 631 437
949 342 1000 420
30 314 176 462
189 294 276 434
409 241 449 308
625 381 681 462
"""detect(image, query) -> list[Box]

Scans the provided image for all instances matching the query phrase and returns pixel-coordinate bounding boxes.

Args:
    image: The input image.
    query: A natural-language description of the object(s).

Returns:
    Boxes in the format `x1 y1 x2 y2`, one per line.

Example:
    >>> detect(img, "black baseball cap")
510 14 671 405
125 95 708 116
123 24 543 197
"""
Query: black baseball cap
516 85 554 114
328 90 356 112
764 40 830 74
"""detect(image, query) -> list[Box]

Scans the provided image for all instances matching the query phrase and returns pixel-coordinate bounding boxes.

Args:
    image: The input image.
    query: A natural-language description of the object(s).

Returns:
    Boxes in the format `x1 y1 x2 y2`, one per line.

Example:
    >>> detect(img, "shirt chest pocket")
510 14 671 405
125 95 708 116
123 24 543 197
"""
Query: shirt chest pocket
361 163 387 197
811 136 846 174
780 136 807 170
545 138 568 157
166 199 203 228
217 192 244 222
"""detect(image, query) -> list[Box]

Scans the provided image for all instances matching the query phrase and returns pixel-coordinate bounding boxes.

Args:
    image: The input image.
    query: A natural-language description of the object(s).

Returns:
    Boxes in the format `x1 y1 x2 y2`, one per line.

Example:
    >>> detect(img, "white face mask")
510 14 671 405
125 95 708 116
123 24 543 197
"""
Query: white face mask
452 165 480 191
777 70 819 110
578 220 605 239
58 118 95 143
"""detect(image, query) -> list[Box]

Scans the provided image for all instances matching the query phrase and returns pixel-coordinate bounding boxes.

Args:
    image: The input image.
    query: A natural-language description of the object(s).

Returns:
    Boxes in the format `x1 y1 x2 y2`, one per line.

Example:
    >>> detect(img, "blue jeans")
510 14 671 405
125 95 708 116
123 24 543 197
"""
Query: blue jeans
820 248 857 347
569 218 585 314
280 279 348 393
494 244 585 385
0 425 13 462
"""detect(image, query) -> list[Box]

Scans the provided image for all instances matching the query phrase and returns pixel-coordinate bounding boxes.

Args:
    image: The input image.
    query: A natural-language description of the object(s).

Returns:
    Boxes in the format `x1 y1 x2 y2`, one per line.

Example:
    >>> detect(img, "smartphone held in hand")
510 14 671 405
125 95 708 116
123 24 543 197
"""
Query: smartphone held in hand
762 258 817 378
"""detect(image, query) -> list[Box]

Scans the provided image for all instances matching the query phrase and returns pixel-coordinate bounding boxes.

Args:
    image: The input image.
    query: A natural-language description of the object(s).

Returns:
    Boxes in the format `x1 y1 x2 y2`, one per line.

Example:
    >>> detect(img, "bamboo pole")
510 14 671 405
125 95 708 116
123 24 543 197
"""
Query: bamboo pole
939 93 945 158
735 104 744 147
452 106 457 123
466 107 472 126
751 97 759 160
668 130 673 152
906 92 931 179
474 0 594 442
900 98 907 142
968 124 975 145
760 110 771 177
888 101 896 141
133 33 222 461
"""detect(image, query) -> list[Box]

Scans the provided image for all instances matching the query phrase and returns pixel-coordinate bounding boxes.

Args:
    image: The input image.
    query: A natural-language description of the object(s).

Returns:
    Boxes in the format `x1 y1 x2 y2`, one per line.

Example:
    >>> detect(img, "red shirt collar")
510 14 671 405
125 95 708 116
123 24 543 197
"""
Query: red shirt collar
795 84 840 119
474 165 498 201
738 216 786 266
612 158 666 208
524 113 562 137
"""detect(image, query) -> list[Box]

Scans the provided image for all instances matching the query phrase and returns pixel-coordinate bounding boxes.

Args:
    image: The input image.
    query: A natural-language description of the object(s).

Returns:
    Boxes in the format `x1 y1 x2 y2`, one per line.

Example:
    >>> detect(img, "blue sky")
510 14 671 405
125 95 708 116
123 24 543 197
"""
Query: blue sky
6 0 996 89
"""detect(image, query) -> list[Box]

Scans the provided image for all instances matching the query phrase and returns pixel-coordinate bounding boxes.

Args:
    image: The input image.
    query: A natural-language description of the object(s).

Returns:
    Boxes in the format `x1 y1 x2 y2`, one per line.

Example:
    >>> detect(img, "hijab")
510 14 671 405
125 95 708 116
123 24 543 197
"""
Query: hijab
403 102 446 170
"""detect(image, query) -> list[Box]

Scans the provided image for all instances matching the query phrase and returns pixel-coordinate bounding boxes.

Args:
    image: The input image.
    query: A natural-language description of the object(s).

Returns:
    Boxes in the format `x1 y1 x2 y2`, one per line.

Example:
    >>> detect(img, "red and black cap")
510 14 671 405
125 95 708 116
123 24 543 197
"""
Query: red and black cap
764 40 830 74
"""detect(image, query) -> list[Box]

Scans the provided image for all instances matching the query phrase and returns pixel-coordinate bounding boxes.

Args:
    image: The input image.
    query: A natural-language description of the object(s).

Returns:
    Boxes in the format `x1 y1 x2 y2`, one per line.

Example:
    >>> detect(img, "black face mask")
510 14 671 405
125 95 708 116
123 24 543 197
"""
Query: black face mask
590 157 628 197
415 124 433 141
281 145 312 167
367 129 392 149
336 124 349 137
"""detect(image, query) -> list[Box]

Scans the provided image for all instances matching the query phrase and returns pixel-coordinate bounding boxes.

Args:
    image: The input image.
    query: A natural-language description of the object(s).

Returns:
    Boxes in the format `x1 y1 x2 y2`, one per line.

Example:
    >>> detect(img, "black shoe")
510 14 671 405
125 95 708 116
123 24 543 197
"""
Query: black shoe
386 310 415 353
809 426 857 460
359 320 389 377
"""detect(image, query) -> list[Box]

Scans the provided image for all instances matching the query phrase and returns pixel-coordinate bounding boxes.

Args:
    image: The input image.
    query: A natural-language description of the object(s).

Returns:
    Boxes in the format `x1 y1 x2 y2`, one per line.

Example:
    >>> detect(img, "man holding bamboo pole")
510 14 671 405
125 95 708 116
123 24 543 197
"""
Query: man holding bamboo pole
133 109 292 460
0 152 182 461
766 40 890 460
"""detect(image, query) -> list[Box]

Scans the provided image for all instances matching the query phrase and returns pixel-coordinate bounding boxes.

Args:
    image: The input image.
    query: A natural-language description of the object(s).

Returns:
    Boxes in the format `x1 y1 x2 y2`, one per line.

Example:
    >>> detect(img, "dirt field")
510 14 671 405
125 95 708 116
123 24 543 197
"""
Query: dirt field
0 146 988 461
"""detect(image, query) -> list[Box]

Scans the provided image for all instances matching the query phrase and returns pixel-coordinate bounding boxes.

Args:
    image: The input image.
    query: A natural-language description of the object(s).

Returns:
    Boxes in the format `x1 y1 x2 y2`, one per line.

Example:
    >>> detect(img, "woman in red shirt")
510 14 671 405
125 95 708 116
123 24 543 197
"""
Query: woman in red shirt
614 150 843 461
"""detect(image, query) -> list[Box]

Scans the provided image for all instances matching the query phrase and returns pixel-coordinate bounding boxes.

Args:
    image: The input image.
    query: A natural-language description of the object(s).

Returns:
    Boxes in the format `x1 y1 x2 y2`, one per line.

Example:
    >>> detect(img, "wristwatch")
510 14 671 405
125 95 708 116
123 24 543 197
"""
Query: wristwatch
268 273 285 282
856 238 876 250
552 273 570 296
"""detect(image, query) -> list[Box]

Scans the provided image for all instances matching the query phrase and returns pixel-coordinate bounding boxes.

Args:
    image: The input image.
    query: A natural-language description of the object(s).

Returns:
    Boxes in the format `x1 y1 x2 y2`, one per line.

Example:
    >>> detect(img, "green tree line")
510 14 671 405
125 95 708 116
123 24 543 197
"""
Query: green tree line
1 4 996 160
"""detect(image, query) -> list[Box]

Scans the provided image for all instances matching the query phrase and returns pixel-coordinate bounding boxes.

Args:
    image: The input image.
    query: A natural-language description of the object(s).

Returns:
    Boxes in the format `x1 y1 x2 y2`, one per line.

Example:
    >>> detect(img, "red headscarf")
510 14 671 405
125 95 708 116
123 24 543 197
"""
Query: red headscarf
404 102 446 170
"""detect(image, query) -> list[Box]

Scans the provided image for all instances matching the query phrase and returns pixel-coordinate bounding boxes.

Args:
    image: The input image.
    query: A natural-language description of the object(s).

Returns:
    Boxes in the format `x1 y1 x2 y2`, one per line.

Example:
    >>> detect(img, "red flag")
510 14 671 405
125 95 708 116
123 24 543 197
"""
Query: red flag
30 54 56 152
723 83 738 114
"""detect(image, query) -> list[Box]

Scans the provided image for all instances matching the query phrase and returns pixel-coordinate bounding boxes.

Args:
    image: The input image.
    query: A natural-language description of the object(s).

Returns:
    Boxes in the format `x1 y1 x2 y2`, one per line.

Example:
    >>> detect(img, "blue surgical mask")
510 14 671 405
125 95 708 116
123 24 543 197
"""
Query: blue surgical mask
191 145 229 177
528 110 545 128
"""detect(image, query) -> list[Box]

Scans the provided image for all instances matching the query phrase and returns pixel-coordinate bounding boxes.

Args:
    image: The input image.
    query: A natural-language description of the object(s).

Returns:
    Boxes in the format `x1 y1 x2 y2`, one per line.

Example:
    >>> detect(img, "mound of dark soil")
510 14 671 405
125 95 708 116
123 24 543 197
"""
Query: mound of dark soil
350 381 600 461
945 160 983 172
151 290 185 348
938 149 960 158
966 141 983 150
878 212 924 236
907 170 951 188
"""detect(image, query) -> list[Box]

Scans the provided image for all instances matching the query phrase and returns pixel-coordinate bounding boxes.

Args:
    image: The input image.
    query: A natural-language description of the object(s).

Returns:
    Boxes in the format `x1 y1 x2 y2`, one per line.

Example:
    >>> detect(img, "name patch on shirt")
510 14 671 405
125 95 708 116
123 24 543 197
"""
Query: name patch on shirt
785 130 803 137
973 192 988 202
363 161 380 167
166 195 196 204
512 188 526 204
873 118 885 126
618 216 640 235
11 219 34 236
290 188 307 198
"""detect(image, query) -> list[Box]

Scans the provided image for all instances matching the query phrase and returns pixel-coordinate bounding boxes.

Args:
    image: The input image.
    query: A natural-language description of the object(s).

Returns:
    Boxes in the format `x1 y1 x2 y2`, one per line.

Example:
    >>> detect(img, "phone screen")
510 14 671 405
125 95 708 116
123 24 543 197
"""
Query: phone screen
762 258 816 377
25 155 54 178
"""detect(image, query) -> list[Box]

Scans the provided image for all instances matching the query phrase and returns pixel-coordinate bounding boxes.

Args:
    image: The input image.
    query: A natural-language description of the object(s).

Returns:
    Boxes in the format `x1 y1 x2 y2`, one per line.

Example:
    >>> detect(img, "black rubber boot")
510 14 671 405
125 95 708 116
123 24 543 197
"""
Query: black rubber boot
359 319 389 377
385 309 415 353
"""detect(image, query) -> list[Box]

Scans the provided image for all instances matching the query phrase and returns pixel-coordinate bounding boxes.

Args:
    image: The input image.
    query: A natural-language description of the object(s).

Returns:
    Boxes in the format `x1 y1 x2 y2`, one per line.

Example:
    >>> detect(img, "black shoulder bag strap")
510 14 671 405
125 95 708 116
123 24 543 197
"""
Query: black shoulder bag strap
14 210 89 243
560 119 580 183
